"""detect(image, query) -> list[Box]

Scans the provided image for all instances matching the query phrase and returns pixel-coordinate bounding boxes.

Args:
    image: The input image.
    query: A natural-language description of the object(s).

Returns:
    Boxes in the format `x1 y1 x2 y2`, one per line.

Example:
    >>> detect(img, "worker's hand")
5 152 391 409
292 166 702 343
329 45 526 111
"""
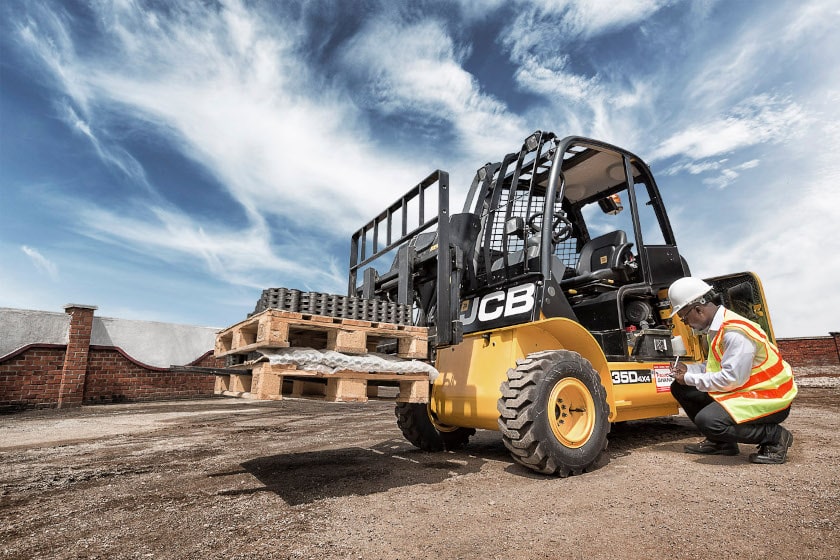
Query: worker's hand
671 362 687 385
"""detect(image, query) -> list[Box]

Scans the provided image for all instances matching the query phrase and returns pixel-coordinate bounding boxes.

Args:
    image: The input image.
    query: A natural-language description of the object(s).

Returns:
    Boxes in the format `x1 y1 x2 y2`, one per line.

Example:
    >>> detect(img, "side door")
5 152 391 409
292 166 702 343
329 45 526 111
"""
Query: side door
705 272 778 342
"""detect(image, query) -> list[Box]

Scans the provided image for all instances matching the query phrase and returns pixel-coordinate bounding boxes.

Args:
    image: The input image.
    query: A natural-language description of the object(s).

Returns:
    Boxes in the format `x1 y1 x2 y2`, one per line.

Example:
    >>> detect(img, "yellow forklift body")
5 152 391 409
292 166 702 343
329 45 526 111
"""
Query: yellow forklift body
432 317 612 430
604 360 680 422
432 316 686 430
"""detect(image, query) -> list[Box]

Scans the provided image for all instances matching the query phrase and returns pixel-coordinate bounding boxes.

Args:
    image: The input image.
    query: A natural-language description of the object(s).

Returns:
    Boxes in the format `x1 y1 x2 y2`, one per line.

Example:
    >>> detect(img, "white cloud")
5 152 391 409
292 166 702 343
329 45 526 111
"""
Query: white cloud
541 0 672 38
58 101 154 192
16 5 93 112
339 17 526 159
686 1 839 112
676 110 840 338
504 0 671 53
781 0 840 43
74 203 346 292
456 0 507 21
497 2 669 149
12 0 438 293
513 57 597 101
665 159 757 181
650 95 808 161
21 246 59 281
700 159 761 190
693 184 840 338
662 159 725 176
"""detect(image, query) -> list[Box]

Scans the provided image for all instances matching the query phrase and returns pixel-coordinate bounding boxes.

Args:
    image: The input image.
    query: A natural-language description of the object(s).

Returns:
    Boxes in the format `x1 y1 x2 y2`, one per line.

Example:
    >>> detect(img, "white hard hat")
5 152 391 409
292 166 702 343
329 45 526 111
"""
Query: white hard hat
668 277 713 318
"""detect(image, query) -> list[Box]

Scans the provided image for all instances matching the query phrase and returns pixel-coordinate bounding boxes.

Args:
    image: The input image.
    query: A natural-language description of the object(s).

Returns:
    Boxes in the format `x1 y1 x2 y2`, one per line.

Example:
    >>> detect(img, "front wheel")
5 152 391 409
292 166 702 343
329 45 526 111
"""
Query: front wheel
497 350 611 476
395 402 475 451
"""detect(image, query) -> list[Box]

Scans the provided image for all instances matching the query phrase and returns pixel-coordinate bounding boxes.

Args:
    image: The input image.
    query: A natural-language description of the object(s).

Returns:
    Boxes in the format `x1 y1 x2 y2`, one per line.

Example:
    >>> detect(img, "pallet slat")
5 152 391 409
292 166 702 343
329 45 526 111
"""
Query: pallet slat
213 362 430 404
215 309 428 359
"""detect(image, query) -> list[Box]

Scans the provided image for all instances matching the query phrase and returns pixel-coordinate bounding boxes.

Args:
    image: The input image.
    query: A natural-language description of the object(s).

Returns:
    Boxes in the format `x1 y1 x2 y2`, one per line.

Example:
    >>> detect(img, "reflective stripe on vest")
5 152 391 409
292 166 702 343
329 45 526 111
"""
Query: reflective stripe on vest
707 309 797 423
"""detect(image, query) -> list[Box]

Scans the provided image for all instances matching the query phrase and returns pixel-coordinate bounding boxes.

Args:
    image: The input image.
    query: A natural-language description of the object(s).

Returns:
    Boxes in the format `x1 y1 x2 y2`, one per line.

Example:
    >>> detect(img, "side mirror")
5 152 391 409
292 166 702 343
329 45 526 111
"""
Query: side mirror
504 216 525 240
598 193 624 215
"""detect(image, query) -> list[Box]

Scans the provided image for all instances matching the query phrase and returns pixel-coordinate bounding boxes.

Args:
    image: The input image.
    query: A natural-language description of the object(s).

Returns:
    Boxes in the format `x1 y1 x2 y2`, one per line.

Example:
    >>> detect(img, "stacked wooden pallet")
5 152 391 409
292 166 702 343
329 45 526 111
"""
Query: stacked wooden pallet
214 308 431 403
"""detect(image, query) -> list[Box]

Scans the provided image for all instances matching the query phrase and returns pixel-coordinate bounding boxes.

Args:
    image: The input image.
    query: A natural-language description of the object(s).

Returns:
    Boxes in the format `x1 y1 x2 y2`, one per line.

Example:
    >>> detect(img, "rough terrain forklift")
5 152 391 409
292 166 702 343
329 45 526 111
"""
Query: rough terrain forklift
348 131 778 476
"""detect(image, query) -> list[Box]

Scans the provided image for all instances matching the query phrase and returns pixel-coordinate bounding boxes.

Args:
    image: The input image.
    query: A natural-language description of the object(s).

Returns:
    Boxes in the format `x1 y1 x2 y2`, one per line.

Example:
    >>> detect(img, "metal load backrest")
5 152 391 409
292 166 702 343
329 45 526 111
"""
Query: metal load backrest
348 170 472 348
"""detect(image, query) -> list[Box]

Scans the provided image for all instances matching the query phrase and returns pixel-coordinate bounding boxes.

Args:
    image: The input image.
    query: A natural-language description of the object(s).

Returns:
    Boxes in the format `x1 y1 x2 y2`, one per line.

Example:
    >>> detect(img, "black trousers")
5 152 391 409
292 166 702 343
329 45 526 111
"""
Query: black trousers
670 382 790 445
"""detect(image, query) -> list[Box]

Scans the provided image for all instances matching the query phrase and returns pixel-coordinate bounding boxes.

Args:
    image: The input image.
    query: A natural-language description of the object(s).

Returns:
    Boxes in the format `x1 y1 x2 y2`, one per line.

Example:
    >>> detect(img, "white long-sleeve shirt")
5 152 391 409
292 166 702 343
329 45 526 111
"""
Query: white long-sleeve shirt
683 306 756 392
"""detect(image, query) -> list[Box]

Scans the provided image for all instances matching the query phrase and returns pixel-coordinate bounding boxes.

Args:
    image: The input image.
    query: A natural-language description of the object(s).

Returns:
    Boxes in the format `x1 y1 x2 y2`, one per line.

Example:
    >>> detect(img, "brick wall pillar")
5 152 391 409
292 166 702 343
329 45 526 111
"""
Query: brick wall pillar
832 332 840 364
57 304 97 408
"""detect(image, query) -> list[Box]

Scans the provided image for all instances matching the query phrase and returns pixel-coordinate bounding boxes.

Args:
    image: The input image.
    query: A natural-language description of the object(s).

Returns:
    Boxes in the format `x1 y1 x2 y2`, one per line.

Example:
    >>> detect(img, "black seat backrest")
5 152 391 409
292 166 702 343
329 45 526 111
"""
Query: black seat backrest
577 230 629 274
489 242 540 273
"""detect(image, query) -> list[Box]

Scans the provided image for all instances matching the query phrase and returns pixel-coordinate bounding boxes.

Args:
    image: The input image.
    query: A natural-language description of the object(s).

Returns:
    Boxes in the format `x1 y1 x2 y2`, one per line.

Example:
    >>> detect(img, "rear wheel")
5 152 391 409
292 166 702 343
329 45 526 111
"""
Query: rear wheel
497 350 610 476
395 402 475 451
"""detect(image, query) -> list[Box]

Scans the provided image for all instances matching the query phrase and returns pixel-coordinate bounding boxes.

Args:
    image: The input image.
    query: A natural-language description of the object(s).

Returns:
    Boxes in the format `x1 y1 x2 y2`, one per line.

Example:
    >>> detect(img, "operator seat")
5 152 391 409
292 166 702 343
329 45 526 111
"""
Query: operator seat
489 235 540 273
489 234 571 282
560 230 634 291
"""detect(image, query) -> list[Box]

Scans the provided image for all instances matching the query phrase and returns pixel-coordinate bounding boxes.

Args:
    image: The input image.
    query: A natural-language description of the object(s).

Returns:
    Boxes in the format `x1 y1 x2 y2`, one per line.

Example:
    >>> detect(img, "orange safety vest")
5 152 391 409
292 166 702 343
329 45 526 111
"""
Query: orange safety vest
707 309 797 423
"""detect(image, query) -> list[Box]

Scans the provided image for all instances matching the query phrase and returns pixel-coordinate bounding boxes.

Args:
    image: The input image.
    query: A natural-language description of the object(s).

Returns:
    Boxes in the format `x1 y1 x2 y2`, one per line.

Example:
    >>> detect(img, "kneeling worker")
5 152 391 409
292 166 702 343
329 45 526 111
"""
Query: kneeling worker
668 277 797 464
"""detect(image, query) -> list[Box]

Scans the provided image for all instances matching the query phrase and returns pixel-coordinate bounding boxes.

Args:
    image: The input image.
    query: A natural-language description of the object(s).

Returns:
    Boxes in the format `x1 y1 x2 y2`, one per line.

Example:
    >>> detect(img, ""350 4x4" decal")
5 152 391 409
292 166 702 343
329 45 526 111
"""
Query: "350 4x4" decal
610 369 652 384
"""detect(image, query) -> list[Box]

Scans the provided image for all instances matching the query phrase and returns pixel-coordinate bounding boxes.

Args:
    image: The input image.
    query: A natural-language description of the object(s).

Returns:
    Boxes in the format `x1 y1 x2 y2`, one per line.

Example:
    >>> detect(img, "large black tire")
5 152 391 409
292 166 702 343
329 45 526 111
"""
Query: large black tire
395 402 475 451
497 350 610 476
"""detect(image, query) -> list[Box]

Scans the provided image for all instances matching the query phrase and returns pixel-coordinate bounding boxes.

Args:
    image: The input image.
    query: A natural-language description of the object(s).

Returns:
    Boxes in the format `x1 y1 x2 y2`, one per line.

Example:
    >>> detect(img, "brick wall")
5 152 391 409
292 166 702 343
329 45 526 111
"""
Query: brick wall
58 305 96 407
0 346 220 411
0 305 223 412
83 347 218 405
3 303 835 411
777 332 840 367
0 346 66 409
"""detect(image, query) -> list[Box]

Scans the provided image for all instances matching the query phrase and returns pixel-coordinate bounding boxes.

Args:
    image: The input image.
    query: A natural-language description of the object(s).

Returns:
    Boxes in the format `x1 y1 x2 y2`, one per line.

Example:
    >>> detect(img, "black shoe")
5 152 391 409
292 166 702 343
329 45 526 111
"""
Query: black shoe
684 439 740 456
749 427 793 464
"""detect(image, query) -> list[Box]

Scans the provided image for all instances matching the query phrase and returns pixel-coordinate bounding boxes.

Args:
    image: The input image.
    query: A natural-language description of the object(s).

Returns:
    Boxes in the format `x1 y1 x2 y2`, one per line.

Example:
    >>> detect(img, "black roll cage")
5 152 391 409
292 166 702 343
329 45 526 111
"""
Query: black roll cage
347 133 681 350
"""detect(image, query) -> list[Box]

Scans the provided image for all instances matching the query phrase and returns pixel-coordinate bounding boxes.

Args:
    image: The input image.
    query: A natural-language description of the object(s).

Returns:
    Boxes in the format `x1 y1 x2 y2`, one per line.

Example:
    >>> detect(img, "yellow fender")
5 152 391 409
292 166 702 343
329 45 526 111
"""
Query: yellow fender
432 317 617 430
514 317 616 419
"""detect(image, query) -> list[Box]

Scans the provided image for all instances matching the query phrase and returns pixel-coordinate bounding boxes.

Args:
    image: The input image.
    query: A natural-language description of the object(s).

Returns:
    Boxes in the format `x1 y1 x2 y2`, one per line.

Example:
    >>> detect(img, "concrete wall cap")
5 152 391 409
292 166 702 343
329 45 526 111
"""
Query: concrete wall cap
63 304 98 311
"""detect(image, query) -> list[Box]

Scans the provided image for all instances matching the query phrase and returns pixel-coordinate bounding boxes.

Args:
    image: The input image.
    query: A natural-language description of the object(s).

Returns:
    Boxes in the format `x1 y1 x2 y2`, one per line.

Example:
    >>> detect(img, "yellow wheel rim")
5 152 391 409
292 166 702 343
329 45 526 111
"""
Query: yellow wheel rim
547 377 595 448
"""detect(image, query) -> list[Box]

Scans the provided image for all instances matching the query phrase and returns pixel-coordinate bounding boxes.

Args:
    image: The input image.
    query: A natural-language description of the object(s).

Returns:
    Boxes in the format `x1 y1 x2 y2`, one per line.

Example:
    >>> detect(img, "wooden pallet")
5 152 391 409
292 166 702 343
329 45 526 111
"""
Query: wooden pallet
214 362 429 403
215 309 428 360
214 371 255 397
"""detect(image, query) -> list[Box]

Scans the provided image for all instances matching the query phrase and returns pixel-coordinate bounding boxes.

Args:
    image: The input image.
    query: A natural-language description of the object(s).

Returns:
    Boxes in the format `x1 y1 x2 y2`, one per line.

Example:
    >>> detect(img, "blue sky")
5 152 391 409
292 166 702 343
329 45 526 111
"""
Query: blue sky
1 0 838 338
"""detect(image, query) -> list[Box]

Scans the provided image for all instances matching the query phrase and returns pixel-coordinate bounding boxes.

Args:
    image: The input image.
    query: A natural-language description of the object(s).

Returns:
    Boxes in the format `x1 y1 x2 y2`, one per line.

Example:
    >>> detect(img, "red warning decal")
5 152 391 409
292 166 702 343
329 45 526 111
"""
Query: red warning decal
653 364 673 393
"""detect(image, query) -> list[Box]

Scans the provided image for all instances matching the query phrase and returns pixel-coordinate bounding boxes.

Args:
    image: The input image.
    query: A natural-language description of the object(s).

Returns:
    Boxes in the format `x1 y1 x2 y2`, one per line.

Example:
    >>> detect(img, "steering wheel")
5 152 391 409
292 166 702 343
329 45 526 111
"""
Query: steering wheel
616 245 640 281
527 212 573 244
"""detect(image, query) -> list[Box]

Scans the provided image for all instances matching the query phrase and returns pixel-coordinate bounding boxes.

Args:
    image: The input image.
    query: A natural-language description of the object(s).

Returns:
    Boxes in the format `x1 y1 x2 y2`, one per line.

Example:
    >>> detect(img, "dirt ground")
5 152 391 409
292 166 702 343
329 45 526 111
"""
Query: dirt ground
2 382 839 560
